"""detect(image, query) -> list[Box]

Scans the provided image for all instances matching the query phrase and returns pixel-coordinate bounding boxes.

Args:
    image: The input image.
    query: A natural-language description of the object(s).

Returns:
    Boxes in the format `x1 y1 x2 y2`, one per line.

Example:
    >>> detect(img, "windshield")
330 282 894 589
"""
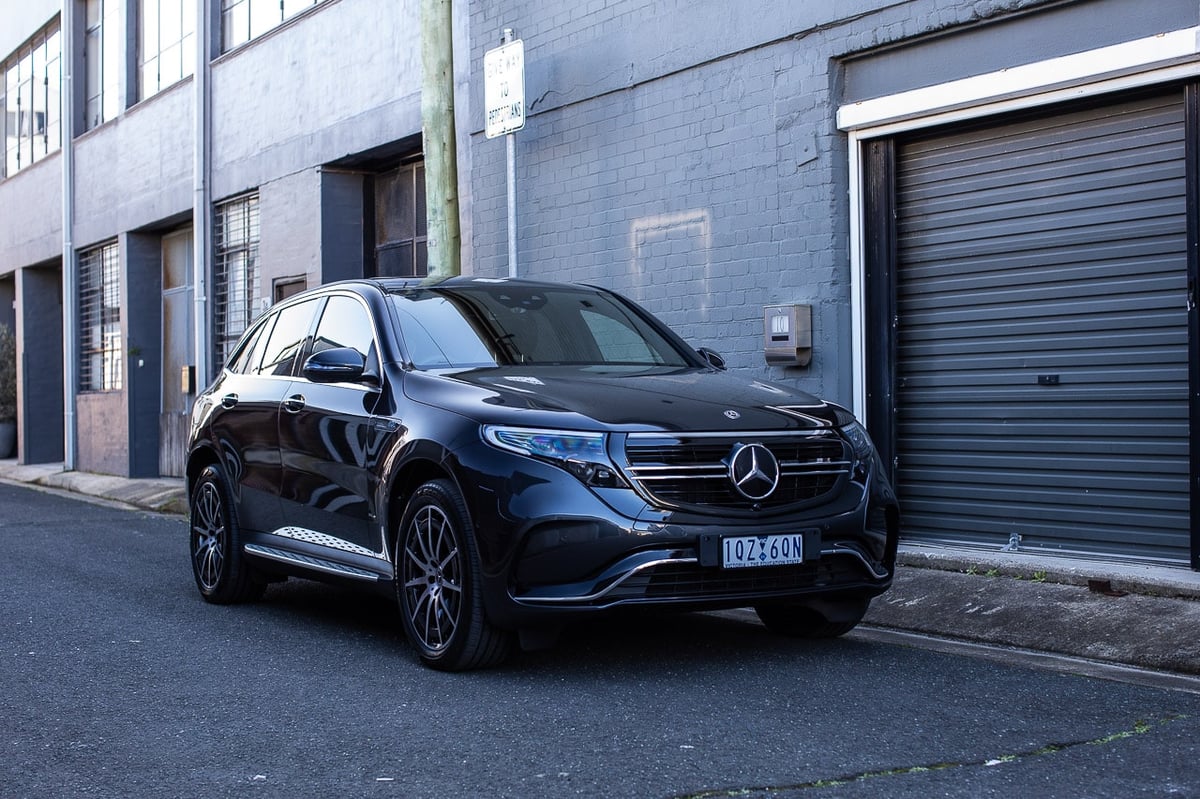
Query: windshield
388 283 696 370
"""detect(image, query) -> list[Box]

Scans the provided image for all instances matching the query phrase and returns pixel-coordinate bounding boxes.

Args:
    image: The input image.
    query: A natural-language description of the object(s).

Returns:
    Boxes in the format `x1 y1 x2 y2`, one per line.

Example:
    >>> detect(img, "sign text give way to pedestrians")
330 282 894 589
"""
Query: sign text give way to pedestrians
485 39 525 139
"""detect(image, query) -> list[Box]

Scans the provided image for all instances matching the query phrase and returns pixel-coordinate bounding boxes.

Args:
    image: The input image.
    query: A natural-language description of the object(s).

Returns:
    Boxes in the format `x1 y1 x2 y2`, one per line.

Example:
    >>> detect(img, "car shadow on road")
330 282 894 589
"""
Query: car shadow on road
248 578 868 675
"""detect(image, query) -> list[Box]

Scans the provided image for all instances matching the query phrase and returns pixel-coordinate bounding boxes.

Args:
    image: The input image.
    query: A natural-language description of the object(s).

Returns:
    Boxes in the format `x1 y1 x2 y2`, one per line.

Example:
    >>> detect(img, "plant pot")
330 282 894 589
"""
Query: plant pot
0 421 14 459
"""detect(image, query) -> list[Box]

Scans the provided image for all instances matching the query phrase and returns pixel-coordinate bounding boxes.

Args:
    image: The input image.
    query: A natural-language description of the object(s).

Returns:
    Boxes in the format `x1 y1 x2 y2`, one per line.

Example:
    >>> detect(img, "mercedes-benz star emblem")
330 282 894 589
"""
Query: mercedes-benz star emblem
724 410 740 420
726 443 780 501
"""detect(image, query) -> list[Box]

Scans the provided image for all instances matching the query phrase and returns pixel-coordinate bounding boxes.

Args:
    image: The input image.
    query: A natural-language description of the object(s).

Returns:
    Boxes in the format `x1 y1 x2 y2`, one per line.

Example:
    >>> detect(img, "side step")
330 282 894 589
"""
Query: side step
244 543 384 582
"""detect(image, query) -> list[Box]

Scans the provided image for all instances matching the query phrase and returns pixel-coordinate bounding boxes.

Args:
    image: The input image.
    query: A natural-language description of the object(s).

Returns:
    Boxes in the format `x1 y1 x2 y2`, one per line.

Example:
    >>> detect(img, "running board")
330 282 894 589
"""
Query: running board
244 543 383 582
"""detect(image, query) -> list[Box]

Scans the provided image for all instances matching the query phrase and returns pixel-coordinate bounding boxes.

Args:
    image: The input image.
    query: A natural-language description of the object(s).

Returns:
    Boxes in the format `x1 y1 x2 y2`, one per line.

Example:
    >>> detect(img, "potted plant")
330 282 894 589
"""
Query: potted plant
0 323 15 459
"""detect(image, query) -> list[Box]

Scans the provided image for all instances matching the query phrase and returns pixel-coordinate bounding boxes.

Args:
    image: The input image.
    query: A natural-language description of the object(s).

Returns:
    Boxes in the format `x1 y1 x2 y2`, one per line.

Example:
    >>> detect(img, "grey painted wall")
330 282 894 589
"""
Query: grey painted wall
210 0 425 202
842 0 1200 103
259 169 322 296
464 0 1130 406
0 157 63 274
73 82 195 249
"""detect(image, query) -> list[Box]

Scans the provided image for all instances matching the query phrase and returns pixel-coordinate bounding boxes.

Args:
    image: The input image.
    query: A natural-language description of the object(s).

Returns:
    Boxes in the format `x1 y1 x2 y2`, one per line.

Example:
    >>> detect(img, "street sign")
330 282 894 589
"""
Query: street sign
484 39 525 139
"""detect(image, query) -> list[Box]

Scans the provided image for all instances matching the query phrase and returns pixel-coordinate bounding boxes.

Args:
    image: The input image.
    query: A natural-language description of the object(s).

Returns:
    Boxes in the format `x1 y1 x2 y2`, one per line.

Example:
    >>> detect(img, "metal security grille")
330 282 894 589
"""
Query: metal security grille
78 240 122 391
893 91 1189 563
213 192 261 371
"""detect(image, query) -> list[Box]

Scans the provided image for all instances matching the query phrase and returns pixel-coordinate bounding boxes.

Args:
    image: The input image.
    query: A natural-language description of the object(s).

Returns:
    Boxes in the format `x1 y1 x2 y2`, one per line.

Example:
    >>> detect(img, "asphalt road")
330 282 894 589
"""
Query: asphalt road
2 481 1198 798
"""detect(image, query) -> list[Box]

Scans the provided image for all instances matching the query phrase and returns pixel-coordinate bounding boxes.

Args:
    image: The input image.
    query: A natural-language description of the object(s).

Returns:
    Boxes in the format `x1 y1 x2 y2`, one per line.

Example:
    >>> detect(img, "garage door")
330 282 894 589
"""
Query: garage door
893 90 1190 563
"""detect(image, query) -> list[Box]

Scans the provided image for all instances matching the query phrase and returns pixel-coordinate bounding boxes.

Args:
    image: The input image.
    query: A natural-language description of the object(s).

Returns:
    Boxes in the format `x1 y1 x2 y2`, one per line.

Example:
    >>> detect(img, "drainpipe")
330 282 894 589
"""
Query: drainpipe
61 0 77 471
192 0 212 387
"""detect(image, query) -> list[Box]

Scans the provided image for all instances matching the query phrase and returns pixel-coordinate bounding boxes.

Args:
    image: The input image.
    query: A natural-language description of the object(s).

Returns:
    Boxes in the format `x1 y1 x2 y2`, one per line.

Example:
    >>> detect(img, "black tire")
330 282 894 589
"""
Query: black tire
395 479 512 671
189 464 265 604
754 599 868 639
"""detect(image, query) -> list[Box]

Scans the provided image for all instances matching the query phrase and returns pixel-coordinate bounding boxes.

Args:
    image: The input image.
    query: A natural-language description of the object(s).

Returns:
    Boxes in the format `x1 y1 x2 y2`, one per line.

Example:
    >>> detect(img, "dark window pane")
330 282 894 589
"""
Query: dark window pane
312 295 374 359
257 299 317 377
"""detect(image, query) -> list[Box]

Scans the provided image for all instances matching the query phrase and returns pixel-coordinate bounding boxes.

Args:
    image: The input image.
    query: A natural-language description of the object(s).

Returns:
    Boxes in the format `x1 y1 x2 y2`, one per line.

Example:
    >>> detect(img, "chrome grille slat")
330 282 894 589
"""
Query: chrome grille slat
619 431 850 512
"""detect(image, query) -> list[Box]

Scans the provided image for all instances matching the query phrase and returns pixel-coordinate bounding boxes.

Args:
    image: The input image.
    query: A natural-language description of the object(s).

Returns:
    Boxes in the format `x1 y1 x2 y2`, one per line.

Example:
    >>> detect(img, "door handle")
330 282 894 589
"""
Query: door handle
220 393 239 409
283 394 306 413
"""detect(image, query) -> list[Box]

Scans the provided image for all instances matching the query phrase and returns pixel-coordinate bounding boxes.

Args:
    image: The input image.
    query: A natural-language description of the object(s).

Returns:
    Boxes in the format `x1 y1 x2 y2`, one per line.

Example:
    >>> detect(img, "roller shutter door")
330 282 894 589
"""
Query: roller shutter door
893 90 1189 563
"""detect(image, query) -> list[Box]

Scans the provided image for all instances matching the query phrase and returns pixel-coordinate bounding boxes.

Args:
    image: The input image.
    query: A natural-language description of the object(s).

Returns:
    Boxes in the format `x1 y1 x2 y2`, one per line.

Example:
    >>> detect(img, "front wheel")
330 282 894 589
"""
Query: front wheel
754 598 869 638
395 479 512 671
189 464 264 604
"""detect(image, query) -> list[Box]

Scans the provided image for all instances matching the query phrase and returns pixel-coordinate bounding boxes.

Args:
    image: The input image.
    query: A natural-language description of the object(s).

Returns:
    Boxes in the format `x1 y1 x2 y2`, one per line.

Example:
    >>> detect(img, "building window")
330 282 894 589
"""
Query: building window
273 275 307 303
84 0 122 130
214 192 261 370
374 161 427 278
140 0 196 100
2 21 61 179
79 241 122 392
221 0 321 52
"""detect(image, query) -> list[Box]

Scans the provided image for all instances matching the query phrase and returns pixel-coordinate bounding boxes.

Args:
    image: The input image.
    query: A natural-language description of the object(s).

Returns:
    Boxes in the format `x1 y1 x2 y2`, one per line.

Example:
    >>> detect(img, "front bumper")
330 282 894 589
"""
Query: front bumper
453 438 899 629
510 513 893 610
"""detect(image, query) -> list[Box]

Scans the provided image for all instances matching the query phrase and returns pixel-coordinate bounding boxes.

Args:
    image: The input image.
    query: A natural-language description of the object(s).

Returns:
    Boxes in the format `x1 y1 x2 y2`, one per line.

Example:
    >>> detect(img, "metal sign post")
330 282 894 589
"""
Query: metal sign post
484 29 525 277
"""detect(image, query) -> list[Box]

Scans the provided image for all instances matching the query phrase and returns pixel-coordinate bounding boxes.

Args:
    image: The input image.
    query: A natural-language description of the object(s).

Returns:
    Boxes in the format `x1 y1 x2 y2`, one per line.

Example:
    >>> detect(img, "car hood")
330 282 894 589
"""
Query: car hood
401 366 848 432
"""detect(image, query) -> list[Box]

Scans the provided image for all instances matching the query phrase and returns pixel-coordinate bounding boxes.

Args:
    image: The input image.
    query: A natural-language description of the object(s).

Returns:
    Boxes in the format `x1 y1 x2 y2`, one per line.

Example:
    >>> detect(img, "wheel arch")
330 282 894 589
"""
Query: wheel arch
186 443 222 499
383 451 469 558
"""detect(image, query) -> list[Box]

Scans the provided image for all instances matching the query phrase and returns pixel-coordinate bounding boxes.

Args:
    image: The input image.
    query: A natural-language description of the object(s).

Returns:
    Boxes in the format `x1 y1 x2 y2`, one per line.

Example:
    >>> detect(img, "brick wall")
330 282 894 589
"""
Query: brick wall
466 0 1054 406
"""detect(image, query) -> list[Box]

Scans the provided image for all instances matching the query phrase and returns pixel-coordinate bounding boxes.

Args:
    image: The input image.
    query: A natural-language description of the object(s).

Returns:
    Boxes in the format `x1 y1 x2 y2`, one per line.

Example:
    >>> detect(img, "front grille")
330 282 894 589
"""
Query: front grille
620 431 850 513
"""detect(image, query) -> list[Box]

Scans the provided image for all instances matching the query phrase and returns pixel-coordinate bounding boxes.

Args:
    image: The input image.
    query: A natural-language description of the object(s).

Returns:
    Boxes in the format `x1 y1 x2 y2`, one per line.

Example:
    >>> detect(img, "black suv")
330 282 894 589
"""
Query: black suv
187 277 899 670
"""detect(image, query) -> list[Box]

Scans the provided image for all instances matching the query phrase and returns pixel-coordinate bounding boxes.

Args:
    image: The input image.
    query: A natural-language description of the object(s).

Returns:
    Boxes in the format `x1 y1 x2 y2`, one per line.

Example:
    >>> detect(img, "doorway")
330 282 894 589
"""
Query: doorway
160 228 193 477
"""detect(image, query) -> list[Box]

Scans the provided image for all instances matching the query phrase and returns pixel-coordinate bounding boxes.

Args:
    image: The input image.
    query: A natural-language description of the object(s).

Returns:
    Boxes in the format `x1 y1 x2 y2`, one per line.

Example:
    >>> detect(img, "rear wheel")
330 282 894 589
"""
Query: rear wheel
396 479 512 671
754 599 868 638
189 464 265 604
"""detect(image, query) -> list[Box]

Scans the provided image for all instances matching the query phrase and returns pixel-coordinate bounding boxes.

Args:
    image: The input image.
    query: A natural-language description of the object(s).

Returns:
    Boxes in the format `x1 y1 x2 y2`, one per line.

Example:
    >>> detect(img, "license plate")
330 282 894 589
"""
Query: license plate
721 534 804 569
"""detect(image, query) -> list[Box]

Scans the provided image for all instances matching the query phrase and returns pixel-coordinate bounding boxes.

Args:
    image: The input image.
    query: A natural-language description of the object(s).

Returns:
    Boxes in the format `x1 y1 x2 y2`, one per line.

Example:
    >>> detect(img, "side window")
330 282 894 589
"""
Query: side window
225 317 274 374
256 299 319 377
581 309 661 364
312 295 375 360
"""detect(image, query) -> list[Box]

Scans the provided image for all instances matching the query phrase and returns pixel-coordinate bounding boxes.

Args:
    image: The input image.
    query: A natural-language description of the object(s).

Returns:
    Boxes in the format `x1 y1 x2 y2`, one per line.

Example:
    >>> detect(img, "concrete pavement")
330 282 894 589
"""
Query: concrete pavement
2 458 1198 677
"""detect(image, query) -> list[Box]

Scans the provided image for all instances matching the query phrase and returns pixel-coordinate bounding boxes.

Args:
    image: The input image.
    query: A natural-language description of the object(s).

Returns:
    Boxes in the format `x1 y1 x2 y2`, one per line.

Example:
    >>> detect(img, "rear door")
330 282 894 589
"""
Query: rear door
206 297 322 534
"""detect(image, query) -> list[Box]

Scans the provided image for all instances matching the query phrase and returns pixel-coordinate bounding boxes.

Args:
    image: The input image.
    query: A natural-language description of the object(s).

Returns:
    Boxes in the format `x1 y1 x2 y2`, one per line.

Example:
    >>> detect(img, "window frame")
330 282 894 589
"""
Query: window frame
372 160 428 279
84 0 122 131
2 19 62 179
138 0 196 101
220 0 322 53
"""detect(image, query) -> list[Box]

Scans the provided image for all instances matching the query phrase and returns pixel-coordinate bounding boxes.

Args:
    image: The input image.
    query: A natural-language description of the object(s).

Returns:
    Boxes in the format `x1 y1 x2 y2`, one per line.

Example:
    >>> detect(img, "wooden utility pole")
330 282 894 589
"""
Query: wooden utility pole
421 0 462 278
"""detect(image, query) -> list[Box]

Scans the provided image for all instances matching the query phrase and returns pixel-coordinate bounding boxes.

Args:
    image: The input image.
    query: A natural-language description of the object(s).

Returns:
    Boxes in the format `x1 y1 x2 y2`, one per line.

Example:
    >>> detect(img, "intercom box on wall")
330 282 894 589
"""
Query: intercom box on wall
763 304 812 366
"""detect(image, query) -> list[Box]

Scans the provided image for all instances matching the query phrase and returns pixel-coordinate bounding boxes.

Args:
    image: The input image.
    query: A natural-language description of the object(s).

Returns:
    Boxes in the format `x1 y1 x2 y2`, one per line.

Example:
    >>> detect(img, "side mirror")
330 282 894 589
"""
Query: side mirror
302 347 366 384
696 347 727 371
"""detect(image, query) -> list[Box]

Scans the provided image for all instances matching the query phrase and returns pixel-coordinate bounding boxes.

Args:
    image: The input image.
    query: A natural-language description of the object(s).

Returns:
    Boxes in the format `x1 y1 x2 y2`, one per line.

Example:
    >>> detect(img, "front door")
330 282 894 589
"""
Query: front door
160 229 193 477
277 294 382 550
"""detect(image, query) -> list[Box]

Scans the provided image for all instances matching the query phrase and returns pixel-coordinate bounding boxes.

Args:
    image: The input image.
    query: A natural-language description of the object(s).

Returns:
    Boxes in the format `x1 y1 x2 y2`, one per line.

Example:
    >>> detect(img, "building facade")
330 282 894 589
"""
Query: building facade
2 0 1197 569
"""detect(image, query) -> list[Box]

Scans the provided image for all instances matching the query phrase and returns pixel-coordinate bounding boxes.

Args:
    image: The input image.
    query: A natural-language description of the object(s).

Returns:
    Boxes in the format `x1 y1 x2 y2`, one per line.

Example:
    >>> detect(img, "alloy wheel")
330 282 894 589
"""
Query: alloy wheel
192 480 226 593
401 504 464 652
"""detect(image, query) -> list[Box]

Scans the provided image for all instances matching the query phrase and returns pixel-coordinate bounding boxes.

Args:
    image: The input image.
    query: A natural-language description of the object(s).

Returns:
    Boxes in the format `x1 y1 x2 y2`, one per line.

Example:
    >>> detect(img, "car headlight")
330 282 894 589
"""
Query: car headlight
482 426 625 488
840 420 875 463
